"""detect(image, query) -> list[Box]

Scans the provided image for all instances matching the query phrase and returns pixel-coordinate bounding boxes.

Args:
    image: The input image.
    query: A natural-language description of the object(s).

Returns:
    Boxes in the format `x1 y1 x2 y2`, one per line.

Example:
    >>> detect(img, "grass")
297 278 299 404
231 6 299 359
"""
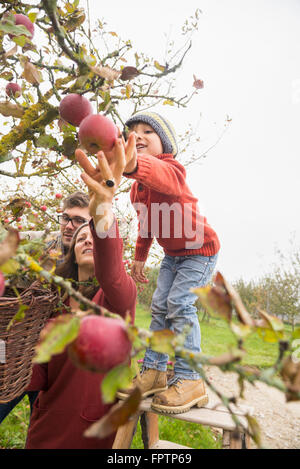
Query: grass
0 396 31 449
135 303 288 368
0 303 290 449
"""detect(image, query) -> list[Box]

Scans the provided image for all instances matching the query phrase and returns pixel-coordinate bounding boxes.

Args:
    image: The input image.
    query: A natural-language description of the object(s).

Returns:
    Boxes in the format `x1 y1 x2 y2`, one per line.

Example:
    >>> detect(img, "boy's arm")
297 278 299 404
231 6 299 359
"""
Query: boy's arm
134 233 153 262
129 183 153 262
124 153 186 197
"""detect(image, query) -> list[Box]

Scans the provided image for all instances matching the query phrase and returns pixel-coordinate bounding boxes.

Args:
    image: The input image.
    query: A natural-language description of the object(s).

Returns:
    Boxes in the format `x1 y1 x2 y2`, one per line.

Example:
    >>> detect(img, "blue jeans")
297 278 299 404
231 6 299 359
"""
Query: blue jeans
0 391 38 424
143 253 218 380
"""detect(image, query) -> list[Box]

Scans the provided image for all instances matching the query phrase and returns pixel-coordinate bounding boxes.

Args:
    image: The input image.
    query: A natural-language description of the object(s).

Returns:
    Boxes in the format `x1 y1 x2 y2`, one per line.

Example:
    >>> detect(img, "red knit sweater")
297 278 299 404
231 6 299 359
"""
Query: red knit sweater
126 153 220 262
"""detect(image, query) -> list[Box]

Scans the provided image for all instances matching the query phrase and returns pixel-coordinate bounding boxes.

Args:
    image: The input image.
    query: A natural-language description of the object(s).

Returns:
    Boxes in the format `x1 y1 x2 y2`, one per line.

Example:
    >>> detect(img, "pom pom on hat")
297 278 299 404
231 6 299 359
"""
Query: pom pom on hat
125 112 178 157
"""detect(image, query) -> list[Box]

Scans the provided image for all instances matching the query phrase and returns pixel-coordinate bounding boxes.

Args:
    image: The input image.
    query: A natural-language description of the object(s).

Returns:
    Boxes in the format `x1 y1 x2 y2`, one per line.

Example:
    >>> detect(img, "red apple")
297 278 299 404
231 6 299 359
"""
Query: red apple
6 82 21 98
55 193 63 199
68 315 132 373
78 114 118 157
59 94 93 127
40 205 47 212
0 272 5 297
11 14 35 40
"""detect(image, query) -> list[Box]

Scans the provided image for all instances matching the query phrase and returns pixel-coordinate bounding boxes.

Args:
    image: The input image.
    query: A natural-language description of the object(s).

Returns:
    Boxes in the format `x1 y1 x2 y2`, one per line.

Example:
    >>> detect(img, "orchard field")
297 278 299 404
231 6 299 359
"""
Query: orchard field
0 303 290 449
0 0 300 449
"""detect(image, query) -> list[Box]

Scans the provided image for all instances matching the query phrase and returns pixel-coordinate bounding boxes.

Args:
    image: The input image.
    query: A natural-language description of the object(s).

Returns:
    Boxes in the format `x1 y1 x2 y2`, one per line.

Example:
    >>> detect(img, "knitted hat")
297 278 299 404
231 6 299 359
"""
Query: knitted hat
125 111 178 156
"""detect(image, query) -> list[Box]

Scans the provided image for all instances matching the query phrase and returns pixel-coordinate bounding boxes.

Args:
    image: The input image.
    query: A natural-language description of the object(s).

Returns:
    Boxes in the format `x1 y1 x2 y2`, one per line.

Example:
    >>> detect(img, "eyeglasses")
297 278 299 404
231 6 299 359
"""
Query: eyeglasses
58 214 89 228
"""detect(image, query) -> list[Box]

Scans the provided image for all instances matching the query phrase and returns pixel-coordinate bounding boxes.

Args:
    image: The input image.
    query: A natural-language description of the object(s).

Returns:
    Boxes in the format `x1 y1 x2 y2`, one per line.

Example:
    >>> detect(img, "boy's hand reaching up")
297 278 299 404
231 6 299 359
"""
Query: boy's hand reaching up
131 260 149 284
123 132 137 174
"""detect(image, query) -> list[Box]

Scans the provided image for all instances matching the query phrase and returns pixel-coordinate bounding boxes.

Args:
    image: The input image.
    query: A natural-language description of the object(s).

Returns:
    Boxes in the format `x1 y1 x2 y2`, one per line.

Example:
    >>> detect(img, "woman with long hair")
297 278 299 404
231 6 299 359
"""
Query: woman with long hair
25 139 137 449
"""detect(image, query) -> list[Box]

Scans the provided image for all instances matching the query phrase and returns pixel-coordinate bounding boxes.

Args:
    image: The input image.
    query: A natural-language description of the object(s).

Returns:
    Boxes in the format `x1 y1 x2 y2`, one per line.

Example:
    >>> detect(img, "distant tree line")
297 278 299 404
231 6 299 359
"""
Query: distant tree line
138 245 300 331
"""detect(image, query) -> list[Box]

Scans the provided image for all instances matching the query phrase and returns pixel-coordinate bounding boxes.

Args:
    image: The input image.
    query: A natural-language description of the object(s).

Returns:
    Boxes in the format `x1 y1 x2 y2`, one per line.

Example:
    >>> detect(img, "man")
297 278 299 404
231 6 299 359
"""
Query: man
47 191 91 261
0 191 91 425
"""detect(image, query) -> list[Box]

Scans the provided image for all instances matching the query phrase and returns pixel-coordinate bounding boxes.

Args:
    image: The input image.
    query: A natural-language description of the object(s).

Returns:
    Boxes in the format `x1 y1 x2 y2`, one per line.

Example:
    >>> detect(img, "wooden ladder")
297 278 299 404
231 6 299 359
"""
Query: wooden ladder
113 397 254 450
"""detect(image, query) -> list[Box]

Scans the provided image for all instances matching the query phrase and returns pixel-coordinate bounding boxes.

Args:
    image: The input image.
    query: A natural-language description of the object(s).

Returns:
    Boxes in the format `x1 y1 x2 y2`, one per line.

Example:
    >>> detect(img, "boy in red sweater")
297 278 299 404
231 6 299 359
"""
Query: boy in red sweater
118 112 220 413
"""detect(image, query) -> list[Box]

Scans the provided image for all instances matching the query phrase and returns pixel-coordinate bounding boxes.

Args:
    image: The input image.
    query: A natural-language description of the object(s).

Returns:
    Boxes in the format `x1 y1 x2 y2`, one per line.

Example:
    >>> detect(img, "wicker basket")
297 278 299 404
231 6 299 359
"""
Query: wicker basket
0 281 59 403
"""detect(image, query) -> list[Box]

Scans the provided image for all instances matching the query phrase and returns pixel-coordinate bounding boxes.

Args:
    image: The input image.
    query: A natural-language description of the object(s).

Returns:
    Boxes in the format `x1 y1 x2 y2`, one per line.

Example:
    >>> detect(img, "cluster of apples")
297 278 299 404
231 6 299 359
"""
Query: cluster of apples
4 13 35 99
59 94 118 161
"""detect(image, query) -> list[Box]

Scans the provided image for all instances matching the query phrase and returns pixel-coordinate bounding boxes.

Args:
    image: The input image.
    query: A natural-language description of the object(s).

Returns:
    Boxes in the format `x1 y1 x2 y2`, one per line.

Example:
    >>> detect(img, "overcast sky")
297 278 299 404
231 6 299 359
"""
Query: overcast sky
1 0 299 284
86 0 300 283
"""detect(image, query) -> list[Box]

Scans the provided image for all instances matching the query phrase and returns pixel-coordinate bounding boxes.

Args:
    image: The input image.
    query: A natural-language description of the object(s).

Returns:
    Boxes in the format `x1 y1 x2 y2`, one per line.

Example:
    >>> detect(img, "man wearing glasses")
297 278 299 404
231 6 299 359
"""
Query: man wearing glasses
48 191 91 260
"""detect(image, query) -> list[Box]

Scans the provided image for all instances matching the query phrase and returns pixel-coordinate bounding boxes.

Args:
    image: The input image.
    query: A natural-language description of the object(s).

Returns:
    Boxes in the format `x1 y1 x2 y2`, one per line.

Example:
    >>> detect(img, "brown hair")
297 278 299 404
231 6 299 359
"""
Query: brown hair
55 223 99 300
62 191 89 210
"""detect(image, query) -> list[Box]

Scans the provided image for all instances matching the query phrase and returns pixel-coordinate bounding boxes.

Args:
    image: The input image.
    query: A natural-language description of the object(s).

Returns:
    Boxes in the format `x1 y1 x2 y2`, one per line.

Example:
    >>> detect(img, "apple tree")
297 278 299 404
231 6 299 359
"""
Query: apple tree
0 1 299 448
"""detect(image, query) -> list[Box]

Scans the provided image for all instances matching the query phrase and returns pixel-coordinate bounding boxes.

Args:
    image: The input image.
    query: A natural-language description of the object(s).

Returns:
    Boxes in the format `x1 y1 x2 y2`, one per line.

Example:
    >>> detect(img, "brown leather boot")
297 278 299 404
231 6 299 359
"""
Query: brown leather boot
151 378 208 414
116 368 167 400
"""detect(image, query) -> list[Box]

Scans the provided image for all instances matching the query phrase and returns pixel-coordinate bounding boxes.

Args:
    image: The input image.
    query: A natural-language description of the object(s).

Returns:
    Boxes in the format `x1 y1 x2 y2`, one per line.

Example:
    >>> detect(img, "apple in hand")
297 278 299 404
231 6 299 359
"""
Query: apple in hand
78 114 118 158
59 94 93 127
67 315 132 373
6 82 21 98
11 13 35 40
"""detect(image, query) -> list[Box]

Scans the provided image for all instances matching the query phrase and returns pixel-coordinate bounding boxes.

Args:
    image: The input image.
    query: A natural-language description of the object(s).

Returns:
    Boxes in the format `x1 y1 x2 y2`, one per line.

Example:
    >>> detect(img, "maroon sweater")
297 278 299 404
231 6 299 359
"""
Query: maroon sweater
126 153 220 262
25 220 136 449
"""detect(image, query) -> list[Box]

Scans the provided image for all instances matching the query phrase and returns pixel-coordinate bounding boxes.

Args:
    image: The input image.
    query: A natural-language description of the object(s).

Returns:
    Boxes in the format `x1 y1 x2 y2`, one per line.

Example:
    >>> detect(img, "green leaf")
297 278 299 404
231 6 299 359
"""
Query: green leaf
34 314 80 363
192 284 232 321
28 12 38 24
62 135 77 157
12 35 27 47
149 329 175 355
154 60 165 72
0 18 31 38
35 134 58 149
0 152 14 164
230 322 252 339
256 326 283 344
163 99 175 106
0 258 20 275
255 310 284 343
0 71 14 81
246 415 262 447
7 304 29 330
292 328 300 340
101 363 133 404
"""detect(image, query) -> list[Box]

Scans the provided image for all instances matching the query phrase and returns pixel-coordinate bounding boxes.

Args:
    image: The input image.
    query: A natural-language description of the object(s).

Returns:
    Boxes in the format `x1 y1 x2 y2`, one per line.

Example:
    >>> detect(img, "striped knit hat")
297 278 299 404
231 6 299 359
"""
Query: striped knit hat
125 112 178 157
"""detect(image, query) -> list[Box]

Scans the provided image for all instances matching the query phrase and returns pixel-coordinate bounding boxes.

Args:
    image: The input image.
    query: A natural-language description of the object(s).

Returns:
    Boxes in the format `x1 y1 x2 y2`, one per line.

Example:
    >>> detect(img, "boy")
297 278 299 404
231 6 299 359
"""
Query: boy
118 112 220 413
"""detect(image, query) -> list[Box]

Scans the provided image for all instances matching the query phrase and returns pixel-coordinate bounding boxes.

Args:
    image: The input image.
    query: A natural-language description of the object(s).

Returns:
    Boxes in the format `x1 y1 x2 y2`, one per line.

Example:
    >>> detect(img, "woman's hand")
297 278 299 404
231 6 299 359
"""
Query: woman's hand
130 260 148 283
75 138 125 231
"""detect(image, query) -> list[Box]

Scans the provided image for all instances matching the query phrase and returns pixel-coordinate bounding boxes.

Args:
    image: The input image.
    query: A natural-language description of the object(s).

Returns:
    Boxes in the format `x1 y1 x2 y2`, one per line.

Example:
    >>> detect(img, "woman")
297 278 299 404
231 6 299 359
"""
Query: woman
25 139 137 449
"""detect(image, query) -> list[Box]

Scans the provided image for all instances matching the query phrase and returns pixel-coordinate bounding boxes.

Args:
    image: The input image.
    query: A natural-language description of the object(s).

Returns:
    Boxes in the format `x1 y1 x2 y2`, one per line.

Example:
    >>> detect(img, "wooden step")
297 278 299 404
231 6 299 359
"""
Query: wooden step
139 398 253 432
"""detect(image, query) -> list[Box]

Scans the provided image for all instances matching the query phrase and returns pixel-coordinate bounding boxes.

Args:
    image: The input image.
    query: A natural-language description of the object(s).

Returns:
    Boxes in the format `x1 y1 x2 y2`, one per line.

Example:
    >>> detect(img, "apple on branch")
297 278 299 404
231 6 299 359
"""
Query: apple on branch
78 114 118 159
59 94 93 127
6 82 21 98
67 315 132 373
9 13 35 40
